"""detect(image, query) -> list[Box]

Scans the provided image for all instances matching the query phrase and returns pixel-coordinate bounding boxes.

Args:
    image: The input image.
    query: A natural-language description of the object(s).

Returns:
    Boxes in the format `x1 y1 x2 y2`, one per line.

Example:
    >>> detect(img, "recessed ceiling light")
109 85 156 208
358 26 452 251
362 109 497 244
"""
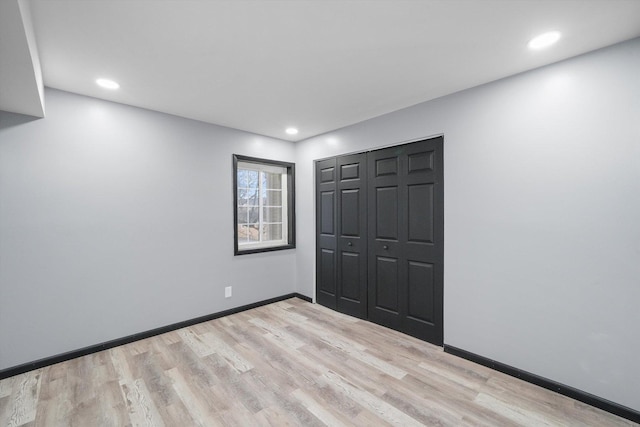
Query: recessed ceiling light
528 31 561 50
96 78 120 90
285 127 299 135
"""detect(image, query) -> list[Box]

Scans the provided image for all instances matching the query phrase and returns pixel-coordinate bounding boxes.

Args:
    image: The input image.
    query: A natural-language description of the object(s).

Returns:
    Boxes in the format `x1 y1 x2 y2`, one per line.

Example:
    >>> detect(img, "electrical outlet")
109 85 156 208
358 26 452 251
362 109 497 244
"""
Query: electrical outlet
225 286 232 298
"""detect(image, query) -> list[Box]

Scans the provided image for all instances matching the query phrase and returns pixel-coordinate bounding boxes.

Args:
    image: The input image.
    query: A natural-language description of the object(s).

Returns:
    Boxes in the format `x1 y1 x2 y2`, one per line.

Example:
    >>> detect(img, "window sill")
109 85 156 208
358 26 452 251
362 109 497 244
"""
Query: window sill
234 244 296 256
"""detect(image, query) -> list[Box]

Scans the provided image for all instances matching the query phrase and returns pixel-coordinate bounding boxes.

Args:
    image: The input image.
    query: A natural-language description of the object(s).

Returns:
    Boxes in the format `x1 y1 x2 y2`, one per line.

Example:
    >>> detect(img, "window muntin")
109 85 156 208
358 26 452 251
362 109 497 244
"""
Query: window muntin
233 155 295 255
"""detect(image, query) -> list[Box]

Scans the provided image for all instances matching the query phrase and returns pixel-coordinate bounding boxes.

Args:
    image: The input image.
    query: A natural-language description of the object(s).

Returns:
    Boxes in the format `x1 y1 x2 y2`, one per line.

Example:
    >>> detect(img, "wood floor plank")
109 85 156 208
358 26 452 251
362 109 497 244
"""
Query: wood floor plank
177 328 215 358
120 378 165 427
165 367 222 427
33 369 72 426
201 331 254 373
248 317 306 349
474 392 560 426
1 298 637 426
322 370 424 426
109 346 135 384
0 370 42 427
290 388 352 427
0 375 13 398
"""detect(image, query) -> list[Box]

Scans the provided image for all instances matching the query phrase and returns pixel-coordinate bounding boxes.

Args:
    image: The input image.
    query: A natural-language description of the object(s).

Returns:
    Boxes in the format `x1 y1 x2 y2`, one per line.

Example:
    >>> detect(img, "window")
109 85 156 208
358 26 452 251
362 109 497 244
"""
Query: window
233 155 295 255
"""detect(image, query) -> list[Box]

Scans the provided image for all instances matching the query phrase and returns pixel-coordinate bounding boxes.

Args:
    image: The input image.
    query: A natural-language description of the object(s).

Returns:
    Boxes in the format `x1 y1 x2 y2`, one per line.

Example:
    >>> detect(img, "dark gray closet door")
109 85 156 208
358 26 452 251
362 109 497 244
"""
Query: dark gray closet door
367 137 443 345
335 154 368 318
316 154 368 318
316 136 443 346
316 158 338 310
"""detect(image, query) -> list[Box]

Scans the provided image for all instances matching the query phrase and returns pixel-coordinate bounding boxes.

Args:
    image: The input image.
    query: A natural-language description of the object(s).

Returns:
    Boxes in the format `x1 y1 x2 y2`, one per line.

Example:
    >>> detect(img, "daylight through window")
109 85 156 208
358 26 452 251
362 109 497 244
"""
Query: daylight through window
233 156 295 255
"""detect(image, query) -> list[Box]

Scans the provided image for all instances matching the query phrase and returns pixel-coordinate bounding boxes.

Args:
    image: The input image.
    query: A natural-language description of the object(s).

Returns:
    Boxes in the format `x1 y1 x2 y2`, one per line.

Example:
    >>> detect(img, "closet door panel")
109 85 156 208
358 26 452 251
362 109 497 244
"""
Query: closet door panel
336 154 368 318
368 137 444 345
316 158 337 309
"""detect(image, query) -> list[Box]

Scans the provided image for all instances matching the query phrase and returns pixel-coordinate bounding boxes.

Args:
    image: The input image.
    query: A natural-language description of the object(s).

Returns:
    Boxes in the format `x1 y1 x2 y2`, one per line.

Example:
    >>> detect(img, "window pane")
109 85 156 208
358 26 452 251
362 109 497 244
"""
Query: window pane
237 169 248 188
263 190 282 206
262 207 282 222
262 223 282 241
237 189 248 207
263 172 282 189
238 207 259 224
246 170 259 188
238 207 248 224
239 184 260 205
247 207 259 223
237 225 249 242
238 224 260 243
246 187 259 206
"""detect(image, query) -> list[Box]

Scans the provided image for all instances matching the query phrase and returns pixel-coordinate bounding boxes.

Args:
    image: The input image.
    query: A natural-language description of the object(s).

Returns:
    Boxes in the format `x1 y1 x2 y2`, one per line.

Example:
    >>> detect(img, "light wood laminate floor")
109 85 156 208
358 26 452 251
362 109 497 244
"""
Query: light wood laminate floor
0 298 636 426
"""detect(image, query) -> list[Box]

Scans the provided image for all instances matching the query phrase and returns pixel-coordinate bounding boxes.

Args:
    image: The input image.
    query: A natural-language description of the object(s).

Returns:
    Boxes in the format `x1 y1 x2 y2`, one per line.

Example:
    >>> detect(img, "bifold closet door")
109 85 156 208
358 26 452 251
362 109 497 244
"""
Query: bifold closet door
316 154 368 318
316 158 338 310
367 137 443 345
316 136 443 345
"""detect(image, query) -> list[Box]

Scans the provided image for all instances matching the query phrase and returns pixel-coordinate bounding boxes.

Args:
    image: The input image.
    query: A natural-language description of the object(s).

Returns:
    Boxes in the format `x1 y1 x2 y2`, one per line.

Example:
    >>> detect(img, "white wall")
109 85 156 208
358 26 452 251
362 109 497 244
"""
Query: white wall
0 89 296 370
295 38 640 411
